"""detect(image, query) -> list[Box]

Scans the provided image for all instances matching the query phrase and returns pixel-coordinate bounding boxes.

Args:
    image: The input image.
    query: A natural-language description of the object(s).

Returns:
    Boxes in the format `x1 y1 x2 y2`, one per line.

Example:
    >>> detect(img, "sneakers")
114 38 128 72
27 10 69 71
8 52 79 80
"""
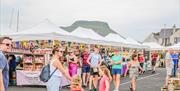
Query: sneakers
152 71 156 74
82 84 87 88
90 88 97 91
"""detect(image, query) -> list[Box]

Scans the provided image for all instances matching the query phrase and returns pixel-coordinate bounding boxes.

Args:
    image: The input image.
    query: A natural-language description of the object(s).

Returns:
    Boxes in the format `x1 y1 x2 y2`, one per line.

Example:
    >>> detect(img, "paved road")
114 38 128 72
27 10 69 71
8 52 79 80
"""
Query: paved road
9 68 166 91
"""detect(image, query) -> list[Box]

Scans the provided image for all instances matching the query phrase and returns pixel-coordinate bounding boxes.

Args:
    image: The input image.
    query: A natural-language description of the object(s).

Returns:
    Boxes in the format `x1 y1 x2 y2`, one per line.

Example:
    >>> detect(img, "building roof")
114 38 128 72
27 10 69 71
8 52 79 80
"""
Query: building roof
159 28 180 38
159 29 173 38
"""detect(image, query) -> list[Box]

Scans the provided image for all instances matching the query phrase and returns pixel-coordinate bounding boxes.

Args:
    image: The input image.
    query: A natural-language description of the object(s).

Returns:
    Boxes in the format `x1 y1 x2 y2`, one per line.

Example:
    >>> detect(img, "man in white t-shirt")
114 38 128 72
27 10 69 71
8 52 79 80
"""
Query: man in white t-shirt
164 49 174 87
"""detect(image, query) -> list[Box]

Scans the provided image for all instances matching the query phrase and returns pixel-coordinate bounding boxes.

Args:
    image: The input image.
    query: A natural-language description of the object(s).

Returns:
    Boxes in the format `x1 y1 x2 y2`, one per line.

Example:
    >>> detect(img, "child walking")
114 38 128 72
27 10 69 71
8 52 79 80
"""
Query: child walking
70 75 84 91
98 65 112 91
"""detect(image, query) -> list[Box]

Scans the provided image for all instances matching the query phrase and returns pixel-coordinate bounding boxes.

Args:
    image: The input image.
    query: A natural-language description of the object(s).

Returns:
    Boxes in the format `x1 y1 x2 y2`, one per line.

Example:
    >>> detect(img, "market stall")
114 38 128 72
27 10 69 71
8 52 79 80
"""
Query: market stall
166 42 180 50
3 20 151 87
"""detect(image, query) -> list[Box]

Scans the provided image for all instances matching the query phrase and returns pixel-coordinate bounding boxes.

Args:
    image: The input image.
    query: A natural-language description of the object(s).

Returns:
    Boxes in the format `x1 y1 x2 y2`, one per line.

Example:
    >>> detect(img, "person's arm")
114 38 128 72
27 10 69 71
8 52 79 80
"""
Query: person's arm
109 59 114 65
105 80 110 91
124 62 130 76
53 60 72 81
114 60 122 65
86 54 92 67
0 69 5 91
98 58 103 67
98 66 103 76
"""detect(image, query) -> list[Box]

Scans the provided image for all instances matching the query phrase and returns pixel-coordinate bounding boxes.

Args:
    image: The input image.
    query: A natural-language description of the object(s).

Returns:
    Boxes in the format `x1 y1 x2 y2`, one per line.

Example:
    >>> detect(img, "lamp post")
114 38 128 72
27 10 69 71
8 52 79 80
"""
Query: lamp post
164 24 166 46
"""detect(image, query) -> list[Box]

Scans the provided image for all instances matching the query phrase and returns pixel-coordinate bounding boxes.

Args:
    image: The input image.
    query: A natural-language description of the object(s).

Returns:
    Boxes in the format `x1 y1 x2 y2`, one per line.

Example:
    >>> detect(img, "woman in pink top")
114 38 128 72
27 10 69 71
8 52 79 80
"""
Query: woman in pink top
66 48 78 77
98 65 112 91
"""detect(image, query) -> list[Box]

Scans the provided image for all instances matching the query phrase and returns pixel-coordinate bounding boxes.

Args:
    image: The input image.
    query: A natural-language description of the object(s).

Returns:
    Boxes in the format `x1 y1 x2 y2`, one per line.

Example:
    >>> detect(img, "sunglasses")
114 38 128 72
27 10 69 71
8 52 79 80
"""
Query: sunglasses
56 50 63 53
1 43 12 47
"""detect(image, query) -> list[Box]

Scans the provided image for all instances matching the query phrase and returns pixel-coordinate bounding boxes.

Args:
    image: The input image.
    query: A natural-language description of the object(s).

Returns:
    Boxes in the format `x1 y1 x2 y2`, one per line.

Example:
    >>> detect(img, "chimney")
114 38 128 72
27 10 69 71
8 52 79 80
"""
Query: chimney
173 24 176 33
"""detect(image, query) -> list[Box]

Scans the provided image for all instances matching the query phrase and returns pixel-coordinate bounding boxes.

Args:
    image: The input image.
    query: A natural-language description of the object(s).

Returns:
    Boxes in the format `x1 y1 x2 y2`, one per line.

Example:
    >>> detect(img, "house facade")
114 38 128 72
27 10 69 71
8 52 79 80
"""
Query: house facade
144 25 180 46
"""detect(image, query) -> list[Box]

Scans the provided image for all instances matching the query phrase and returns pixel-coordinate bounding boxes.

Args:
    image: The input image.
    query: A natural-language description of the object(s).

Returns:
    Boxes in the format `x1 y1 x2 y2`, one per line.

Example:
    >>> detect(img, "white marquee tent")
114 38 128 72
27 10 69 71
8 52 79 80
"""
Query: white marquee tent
143 42 164 50
2 19 149 48
70 27 112 45
5 20 88 43
0 28 16 36
166 42 180 50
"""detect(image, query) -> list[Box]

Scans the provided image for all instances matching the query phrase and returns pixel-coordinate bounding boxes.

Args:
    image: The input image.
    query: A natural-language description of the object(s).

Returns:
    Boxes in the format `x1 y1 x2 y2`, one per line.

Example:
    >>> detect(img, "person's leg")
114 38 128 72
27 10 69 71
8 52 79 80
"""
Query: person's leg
140 63 144 73
113 75 116 89
154 62 156 71
89 75 93 90
86 66 90 86
173 64 176 77
151 61 154 71
177 60 179 68
130 76 136 91
83 73 87 85
165 75 170 87
82 66 86 85
165 68 172 87
174 64 177 77
115 74 120 90
133 79 137 91
93 75 98 89
89 68 93 90
112 69 116 89
152 61 156 73
86 72 90 85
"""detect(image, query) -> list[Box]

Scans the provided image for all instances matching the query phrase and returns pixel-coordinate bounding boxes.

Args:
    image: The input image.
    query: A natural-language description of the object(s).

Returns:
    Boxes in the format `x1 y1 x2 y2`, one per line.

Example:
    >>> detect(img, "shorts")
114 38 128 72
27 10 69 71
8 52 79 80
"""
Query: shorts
90 68 99 76
129 73 138 80
151 61 156 66
166 67 173 76
82 65 90 73
112 69 121 75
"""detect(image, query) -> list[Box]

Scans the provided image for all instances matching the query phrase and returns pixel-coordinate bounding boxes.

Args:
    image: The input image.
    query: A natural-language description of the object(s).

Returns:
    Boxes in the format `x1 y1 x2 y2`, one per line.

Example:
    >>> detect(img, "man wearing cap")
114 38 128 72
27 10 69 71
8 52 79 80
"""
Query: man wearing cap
110 49 122 91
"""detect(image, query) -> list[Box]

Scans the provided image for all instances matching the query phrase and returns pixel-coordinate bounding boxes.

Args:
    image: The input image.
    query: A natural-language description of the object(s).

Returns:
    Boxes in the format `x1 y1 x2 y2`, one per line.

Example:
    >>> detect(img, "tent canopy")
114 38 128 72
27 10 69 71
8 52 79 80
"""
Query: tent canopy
0 28 16 36
70 27 106 41
69 27 112 45
4 20 88 43
105 33 126 44
125 37 141 45
9 20 70 35
143 42 164 50
166 42 180 50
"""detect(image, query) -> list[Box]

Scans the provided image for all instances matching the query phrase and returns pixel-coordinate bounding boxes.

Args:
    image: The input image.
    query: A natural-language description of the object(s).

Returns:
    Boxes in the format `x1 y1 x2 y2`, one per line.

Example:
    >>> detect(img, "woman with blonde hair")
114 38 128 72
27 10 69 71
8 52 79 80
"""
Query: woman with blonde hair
70 75 84 91
98 65 112 91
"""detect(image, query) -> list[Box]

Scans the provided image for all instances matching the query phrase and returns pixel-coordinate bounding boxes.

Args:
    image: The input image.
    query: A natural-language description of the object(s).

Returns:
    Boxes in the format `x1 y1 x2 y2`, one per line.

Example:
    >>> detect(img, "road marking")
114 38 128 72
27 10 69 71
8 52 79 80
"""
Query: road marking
120 73 160 86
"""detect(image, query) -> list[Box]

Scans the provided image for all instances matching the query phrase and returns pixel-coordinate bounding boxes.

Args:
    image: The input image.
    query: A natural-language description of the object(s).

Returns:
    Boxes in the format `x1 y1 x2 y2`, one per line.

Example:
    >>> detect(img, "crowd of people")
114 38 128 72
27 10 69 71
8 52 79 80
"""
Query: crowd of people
0 36 180 91
46 44 147 91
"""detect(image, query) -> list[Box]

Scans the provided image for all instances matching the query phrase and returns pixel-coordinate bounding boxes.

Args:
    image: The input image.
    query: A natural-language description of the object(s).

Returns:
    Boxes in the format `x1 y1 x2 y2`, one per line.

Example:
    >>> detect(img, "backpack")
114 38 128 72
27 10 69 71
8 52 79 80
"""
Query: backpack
39 64 57 82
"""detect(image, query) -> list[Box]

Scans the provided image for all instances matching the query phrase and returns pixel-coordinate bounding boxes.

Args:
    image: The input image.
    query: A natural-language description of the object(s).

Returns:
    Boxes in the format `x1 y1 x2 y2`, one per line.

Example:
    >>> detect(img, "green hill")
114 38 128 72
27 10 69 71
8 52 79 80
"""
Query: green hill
60 20 117 37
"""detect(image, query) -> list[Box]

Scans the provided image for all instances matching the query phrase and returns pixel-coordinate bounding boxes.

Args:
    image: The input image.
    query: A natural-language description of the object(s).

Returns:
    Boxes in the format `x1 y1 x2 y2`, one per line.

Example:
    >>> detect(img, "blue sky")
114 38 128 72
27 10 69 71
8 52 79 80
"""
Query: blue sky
0 0 180 42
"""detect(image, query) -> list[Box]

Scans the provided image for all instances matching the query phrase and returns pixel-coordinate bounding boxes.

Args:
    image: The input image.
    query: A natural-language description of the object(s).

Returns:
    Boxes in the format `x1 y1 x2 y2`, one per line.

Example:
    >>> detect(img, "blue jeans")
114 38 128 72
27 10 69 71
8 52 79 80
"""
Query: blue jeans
173 64 178 77
47 75 62 91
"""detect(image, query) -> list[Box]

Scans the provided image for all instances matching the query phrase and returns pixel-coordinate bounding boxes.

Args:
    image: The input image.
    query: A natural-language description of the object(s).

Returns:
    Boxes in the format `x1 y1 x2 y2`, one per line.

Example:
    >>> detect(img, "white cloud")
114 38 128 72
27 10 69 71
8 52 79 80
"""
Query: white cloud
1 0 179 41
